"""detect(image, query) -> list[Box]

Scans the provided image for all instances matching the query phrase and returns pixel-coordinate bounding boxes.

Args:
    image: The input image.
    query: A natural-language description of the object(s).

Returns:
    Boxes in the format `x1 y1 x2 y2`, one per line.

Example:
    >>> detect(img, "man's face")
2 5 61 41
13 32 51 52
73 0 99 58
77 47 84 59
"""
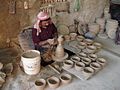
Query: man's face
41 20 50 28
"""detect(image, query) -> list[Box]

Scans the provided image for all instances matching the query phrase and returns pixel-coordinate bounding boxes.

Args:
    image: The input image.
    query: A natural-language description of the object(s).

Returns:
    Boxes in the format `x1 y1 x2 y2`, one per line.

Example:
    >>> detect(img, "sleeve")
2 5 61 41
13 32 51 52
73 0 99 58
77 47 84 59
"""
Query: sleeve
32 28 40 45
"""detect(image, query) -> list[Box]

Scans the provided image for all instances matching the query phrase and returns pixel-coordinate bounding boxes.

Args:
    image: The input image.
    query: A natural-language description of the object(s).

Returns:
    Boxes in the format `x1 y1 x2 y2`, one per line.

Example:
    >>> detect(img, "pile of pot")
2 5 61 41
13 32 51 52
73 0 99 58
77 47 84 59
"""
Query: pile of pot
85 23 100 38
105 19 119 39
96 18 105 34
104 7 111 20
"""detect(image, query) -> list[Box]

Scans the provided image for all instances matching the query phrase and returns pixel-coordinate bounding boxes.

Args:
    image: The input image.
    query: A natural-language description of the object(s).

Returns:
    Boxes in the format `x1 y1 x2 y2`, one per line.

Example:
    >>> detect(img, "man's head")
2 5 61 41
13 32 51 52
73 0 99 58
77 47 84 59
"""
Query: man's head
34 11 52 35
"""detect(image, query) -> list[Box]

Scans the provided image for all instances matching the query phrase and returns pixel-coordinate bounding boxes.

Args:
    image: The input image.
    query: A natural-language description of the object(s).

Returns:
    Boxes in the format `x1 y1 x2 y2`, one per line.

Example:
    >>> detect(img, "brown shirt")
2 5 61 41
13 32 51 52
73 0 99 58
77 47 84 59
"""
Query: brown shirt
32 23 57 45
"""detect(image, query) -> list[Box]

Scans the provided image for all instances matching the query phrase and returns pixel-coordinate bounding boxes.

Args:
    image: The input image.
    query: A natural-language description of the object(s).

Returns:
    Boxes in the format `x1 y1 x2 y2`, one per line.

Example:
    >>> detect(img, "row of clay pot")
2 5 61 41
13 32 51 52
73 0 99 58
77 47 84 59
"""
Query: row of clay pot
35 73 72 90
63 55 107 80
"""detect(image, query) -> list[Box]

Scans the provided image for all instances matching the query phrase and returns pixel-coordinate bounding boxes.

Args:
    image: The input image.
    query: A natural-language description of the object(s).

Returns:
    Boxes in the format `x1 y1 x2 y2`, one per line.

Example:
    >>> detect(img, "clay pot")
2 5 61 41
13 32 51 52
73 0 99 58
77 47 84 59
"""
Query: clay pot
93 42 102 50
70 33 77 40
47 76 60 89
70 55 81 63
60 73 72 84
82 67 94 80
83 39 94 45
88 54 97 61
76 35 85 42
90 62 101 73
63 60 74 69
81 58 91 65
77 52 87 59
77 42 87 49
96 58 107 67
64 35 71 41
86 45 97 54
35 79 46 90
75 62 85 71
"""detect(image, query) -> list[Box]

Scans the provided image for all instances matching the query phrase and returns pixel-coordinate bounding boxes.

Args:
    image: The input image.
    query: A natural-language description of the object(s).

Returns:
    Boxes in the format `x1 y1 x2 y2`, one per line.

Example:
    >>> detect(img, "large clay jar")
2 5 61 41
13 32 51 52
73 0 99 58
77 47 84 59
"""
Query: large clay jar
55 35 65 58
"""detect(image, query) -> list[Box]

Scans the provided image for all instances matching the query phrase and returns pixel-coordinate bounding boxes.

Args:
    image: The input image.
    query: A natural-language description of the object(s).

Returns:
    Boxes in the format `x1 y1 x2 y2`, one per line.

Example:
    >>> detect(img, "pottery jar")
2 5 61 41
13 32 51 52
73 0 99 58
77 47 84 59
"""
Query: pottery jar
82 67 94 80
90 62 101 73
47 76 60 89
75 61 85 71
60 73 72 84
35 79 46 90
63 60 74 69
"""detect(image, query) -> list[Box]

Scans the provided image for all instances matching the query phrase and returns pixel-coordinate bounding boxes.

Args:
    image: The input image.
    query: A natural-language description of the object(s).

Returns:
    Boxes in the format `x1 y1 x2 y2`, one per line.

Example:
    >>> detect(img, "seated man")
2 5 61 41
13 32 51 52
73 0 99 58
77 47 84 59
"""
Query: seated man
32 11 58 66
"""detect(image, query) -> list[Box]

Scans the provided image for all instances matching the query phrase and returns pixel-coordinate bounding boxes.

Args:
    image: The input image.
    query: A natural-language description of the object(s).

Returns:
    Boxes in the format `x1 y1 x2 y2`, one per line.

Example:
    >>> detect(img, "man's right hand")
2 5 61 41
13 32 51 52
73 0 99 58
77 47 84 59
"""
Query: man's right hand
47 39 54 45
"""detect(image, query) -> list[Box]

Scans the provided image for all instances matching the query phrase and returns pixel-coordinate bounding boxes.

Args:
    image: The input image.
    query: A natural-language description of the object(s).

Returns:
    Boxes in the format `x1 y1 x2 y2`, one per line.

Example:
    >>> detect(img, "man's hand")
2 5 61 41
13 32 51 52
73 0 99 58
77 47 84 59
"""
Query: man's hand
47 39 55 45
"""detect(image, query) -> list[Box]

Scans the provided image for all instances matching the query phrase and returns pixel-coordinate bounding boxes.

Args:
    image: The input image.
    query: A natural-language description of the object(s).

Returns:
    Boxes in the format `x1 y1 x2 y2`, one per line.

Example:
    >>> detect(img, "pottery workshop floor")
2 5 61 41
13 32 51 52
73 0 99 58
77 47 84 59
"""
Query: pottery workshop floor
0 37 120 90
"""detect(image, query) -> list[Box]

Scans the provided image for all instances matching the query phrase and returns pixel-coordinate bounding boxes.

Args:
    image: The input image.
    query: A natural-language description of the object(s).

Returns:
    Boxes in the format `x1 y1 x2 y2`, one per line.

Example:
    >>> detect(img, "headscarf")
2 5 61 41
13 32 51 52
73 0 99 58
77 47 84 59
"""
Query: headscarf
34 11 50 36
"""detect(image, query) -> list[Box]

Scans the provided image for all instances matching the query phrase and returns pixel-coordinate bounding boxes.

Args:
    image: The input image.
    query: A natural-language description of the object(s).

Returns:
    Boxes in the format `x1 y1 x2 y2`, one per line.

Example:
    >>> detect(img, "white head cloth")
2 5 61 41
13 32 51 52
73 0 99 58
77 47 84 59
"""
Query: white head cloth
34 11 50 36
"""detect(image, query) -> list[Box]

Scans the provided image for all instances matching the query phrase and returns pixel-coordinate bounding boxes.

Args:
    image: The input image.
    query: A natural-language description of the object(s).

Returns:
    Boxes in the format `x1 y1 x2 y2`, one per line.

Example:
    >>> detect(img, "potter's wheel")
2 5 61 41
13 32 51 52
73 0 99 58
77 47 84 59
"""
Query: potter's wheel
52 52 68 62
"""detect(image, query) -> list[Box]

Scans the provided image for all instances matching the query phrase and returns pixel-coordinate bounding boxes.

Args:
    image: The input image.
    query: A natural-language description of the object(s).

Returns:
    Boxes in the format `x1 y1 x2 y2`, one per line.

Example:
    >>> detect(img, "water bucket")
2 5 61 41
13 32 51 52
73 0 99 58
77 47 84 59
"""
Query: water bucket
21 50 41 75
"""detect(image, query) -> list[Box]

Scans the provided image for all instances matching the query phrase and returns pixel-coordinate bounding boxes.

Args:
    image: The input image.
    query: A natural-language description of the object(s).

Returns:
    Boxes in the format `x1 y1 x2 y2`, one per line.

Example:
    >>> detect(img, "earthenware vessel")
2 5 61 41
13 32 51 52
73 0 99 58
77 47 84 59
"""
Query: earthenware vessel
60 73 72 84
77 52 87 59
93 42 102 50
88 54 97 61
47 76 60 89
70 33 77 40
96 58 107 67
86 45 97 54
75 61 85 71
76 35 85 42
82 67 94 80
55 35 65 58
83 39 94 45
81 57 91 65
35 79 46 90
63 60 74 69
70 55 81 63
90 62 101 73
77 42 87 50
64 35 71 41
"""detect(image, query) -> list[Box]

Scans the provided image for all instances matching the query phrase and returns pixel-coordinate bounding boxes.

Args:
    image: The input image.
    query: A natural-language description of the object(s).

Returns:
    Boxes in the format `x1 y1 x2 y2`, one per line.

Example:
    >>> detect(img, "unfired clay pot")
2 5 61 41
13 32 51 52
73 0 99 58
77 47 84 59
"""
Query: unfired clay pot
47 76 60 89
35 79 46 90
60 73 72 84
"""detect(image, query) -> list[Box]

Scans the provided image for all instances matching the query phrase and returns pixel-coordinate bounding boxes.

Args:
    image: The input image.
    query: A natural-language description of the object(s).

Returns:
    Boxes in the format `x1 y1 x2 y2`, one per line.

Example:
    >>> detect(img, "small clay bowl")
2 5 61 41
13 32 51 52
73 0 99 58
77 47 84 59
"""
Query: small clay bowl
64 35 71 41
82 67 94 80
63 60 74 69
75 62 85 71
88 54 98 61
96 58 107 67
81 58 91 65
77 42 87 49
76 35 85 42
77 52 87 59
70 33 77 40
83 39 94 45
35 79 46 90
60 73 72 84
86 45 97 54
93 42 102 50
47 76 60 89
90 62 101 73
70 55 81 63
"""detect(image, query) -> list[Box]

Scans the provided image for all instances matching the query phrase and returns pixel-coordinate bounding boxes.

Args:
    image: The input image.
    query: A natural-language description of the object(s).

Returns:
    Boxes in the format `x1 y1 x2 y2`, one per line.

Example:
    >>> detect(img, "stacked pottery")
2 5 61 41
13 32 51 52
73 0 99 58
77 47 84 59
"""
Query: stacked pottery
104 7 111 20
96 18 105 33
106 19 118 39
88 23 100 35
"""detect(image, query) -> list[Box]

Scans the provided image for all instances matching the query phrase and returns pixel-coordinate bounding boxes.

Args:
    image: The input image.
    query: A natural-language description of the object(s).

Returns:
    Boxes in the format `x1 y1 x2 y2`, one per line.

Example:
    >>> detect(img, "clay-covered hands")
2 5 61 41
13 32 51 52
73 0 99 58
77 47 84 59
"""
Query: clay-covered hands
47 38 55 45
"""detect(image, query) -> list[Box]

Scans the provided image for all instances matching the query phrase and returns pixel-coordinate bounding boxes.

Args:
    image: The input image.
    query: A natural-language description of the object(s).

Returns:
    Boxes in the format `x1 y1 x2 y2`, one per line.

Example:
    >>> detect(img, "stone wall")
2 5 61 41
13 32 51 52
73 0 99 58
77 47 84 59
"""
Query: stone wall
0 0 108 48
